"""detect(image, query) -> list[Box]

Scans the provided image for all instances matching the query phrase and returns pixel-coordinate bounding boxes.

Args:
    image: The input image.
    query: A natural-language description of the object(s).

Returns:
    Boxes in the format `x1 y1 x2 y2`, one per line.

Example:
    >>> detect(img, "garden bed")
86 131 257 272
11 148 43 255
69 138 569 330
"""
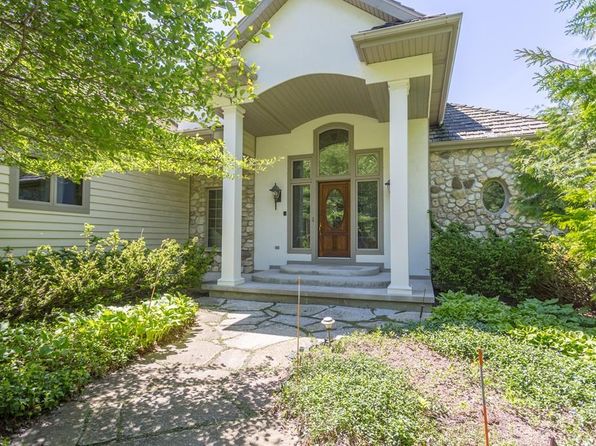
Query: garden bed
280 294 595 445
0 293 198 435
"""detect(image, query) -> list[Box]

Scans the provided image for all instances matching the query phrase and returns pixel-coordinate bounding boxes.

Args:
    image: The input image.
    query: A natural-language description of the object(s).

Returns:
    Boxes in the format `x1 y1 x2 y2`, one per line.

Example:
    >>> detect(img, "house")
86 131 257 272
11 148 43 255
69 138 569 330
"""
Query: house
0 0 546 308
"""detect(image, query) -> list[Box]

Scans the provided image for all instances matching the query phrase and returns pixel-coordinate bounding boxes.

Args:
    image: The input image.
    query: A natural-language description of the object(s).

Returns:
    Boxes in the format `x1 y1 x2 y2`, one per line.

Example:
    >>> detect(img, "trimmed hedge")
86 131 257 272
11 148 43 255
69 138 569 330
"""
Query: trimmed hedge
0 294 198 422
0 225 212 321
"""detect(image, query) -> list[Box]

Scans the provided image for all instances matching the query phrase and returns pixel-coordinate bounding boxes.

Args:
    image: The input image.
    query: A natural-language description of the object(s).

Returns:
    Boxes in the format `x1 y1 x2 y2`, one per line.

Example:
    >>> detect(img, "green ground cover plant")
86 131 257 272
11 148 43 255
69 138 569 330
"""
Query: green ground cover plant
431 223 593 307
0 225 211 321
407 325 595 438
281 347 434 446
0 293 197 423
430 291 595 361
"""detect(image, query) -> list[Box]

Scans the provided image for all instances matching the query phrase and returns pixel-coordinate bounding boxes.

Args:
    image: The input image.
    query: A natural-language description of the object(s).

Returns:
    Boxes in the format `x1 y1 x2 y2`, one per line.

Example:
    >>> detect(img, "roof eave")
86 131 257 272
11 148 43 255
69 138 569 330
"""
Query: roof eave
429 133 539 151
352 13 462 126
231 0 426 49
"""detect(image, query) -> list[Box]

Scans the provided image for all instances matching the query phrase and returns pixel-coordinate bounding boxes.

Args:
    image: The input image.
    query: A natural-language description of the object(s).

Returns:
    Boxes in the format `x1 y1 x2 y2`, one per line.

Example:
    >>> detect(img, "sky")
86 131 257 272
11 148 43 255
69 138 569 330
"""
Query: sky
405 0 587 115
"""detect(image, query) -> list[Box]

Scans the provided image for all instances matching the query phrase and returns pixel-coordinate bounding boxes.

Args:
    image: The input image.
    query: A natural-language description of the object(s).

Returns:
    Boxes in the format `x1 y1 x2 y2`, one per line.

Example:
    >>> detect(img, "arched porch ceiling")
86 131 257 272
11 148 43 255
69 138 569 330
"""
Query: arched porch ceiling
242 73 430 137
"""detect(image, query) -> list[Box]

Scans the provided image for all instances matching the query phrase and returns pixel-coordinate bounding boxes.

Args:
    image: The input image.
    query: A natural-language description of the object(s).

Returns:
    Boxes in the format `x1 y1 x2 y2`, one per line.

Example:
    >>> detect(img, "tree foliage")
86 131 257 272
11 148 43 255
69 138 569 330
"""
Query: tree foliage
512 0 595 281
0 0 268 179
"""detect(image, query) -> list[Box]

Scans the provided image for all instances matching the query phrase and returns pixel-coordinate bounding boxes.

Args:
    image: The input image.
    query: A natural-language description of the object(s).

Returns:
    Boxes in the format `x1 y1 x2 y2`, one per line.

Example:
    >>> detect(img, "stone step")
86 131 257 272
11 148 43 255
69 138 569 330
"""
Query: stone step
280 264 380 277
252 270 391 288
201 281 434 312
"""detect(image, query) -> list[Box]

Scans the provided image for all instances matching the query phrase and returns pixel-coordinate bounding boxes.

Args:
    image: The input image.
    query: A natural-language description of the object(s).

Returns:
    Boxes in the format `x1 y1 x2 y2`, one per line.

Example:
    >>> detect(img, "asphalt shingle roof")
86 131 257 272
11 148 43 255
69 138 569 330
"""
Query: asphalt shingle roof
430 104 547 143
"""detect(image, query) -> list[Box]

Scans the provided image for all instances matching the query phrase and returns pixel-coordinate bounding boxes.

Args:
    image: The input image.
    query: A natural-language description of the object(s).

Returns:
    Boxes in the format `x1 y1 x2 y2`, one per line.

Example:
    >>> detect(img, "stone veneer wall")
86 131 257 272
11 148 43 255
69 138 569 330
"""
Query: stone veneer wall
189 171 255 273
429 146 537 236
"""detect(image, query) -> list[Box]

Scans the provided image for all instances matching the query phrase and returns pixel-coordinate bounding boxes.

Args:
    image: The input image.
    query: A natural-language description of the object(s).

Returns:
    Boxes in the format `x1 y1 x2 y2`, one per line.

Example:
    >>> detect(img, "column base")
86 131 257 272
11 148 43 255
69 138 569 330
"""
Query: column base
387 284 413 296
217 278 246 287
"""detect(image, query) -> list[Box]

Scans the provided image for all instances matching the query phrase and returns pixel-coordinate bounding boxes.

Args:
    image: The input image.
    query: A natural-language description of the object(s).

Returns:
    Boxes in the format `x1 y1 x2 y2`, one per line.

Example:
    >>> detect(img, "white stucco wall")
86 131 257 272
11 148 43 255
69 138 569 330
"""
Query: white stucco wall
240 0 433 94
253 113 430 276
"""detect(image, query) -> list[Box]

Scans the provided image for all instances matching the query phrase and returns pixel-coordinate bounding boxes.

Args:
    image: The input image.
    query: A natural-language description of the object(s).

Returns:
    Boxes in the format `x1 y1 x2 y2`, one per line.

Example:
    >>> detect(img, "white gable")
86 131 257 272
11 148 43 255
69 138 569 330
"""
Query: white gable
242 0 385 94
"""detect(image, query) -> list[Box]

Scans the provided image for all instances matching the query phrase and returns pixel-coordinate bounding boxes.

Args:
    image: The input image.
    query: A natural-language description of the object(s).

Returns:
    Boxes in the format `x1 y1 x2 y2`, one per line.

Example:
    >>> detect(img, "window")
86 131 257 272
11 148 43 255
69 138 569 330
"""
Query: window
292 185 311 249
207 188 223 248
482 180 508 214
355 149 382 251
289 155 312 252
292 159 311 179
356 153 379 176
9 167 89 213
357 181 379 249
318 128 350 176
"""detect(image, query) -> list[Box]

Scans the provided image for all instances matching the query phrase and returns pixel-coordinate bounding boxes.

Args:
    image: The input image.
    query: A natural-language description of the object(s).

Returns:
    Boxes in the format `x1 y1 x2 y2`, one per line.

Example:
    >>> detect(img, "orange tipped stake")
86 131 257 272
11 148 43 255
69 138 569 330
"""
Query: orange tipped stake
478 349 489 446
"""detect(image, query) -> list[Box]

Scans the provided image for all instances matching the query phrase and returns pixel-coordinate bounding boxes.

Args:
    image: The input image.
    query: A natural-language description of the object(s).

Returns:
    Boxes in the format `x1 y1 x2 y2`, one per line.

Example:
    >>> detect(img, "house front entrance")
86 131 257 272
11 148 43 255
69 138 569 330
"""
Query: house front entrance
318 180 350 258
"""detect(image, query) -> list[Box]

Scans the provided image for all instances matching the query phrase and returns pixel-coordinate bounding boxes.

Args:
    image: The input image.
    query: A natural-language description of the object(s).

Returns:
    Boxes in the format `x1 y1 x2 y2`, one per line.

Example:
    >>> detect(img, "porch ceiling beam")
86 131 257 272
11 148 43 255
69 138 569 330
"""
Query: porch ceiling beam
361 54 433 84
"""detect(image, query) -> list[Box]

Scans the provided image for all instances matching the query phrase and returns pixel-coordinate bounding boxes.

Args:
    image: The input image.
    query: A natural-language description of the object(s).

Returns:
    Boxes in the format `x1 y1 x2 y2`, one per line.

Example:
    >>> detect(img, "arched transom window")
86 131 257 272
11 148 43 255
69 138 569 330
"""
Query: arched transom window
318 128 350 177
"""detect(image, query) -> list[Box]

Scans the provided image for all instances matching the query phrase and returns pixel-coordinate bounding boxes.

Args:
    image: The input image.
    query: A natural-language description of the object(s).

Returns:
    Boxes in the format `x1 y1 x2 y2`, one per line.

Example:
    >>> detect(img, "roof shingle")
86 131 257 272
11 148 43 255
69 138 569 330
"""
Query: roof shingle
429 103 547 143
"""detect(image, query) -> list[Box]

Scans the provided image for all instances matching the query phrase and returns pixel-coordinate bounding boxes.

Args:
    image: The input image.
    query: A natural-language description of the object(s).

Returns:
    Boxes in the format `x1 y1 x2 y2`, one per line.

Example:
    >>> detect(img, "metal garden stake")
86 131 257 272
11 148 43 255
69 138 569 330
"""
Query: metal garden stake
478 349 489 446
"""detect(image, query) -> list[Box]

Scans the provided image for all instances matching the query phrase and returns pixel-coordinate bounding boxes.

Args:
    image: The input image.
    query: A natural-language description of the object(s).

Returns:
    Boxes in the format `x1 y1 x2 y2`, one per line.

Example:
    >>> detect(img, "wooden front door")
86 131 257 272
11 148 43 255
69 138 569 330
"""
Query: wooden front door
318 181 350 257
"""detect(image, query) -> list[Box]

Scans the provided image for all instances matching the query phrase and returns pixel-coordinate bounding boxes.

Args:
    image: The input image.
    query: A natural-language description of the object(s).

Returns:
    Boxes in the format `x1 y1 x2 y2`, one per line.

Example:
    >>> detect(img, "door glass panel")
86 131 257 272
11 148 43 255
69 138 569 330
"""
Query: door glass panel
357 153 379 176
358 181 378 249
326 188 345 228
319 129 349 176
292 185 311 249
292 159 311 179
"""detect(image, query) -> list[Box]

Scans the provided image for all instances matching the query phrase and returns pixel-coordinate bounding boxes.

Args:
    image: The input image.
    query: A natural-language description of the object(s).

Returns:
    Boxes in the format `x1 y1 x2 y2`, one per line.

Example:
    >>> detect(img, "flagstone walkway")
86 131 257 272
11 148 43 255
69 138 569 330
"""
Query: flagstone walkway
13 298 425 446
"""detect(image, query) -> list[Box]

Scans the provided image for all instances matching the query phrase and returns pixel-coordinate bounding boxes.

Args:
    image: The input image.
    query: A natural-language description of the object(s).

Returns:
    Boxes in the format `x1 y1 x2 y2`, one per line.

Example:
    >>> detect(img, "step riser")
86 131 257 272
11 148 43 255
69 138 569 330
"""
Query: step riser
253 275 390 288
280 265 380 276
206 289 431 312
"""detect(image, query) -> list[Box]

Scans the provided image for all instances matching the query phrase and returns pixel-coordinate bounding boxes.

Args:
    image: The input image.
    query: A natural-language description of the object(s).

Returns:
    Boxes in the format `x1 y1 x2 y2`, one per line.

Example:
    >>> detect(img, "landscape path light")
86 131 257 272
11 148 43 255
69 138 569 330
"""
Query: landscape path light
321 317 336 344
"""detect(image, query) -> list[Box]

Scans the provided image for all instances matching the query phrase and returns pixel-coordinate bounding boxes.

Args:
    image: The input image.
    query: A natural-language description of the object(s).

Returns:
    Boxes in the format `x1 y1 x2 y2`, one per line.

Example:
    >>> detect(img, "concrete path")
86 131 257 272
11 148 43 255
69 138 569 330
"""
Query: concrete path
13 298 424 446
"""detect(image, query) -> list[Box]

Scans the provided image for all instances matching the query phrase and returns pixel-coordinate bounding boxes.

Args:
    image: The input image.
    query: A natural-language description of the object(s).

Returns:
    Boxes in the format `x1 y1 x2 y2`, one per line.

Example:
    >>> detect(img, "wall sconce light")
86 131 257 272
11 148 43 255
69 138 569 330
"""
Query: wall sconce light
384 179 391 191
269 183 282 210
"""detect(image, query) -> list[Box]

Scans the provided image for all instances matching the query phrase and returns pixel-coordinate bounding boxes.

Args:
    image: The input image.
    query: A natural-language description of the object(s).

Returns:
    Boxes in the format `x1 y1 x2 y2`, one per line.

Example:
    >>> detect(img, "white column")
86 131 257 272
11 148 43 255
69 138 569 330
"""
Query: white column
387 79 412 296
218 105 245 286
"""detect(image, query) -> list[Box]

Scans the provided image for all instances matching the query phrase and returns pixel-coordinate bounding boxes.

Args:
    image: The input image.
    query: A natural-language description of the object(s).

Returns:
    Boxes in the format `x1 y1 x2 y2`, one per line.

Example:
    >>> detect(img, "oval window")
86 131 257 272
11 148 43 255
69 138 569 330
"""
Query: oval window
326 189 345 228
482 180 507 213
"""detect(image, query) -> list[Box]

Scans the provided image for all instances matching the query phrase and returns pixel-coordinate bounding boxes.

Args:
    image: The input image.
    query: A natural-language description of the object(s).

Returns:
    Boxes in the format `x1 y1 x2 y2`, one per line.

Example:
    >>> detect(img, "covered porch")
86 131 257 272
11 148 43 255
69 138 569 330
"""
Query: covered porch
203 12 461 304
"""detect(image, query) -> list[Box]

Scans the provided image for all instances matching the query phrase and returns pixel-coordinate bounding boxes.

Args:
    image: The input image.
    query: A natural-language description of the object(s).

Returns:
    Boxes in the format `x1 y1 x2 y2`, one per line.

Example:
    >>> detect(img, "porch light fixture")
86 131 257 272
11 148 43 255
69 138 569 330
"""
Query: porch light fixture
321 317 336 344
269 183 282 210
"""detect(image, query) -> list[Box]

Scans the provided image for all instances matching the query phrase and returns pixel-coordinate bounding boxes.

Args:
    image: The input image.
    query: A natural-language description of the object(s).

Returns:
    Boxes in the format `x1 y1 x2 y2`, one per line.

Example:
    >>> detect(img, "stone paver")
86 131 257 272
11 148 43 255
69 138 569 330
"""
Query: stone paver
13 298 417 446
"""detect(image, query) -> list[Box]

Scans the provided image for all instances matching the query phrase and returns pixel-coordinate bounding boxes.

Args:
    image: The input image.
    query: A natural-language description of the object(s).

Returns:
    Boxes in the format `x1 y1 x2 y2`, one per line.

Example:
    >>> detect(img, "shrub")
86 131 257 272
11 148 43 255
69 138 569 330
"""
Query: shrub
429 291 595 362
0 225 211 321
281 347 434 446
431 223 592 307
0 293 197 422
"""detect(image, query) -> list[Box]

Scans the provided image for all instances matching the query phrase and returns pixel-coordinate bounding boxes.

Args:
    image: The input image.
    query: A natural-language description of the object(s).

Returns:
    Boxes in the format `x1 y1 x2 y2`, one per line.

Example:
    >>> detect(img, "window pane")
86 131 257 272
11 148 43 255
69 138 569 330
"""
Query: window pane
292 159 311 179
482 180 507 213
358 181 379 249
357 153 379 176
18 171 50 202
208 189 223 248
292 185 311 249
56 178 83 205
319 129 349 176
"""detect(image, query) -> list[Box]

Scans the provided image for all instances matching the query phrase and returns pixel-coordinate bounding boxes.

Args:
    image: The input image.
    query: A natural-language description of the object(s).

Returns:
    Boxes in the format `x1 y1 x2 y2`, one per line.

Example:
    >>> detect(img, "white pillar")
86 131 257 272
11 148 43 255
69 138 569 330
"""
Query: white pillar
387 80 412 296
218 105 245 286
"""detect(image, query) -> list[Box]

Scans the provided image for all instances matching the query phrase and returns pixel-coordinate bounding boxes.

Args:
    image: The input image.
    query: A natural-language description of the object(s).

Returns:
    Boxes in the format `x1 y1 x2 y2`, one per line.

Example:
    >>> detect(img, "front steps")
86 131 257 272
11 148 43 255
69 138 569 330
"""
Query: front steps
200 265 435 311
252 269 391 288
